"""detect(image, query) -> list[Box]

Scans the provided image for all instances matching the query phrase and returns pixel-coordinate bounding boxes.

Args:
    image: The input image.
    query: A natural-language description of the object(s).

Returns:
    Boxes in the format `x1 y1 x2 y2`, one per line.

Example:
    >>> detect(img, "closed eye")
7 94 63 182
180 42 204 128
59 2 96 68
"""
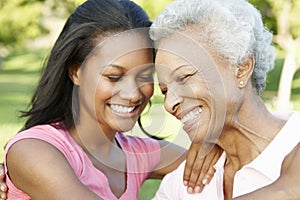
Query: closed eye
176 74 190 82
176 74 194 83
175 70 198 83
107 76 122 82
137 74 154 82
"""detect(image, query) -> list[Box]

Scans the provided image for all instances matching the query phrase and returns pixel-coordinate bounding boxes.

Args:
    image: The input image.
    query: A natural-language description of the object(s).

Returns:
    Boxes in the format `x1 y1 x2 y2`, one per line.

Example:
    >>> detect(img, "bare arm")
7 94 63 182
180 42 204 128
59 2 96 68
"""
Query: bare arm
233 143 300 200
6 139 103 200
149 140 221 194
184 143 222 193
149 140 187 179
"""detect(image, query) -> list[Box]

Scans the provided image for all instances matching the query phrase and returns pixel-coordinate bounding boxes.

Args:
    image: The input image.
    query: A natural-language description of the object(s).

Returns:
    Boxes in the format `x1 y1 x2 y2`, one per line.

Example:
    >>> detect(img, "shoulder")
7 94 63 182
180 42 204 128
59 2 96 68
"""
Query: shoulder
281 143 300 173
5 138 100 199
5 124 75 157
5 124 81 177
153 161 186 200
7 124 66 145
5 137 74 189
116 133 161 153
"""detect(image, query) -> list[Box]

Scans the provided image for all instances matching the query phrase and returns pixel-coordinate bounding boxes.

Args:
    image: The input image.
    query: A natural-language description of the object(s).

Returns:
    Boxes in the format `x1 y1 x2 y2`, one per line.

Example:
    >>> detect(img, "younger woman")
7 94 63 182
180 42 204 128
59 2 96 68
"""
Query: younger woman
3 0 216 199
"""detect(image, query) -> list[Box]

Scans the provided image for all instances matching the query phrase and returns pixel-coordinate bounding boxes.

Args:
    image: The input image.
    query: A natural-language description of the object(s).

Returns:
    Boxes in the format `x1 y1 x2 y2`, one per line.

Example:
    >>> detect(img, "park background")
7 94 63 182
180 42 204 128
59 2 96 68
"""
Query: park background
0 0 299 199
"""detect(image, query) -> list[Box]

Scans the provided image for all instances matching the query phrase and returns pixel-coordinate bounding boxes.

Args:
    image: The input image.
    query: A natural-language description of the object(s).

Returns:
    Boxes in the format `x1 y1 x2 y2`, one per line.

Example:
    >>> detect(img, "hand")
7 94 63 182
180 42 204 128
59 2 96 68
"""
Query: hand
0 163 7 200
183 143 222 194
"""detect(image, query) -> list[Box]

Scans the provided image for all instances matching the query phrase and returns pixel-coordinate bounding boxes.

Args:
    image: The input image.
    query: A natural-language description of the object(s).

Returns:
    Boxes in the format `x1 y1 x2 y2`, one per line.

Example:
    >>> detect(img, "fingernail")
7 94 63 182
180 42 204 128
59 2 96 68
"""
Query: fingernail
187 187 194 194
183 180 188 186
0 185 5 192
194 186 202 193
202 178 208 185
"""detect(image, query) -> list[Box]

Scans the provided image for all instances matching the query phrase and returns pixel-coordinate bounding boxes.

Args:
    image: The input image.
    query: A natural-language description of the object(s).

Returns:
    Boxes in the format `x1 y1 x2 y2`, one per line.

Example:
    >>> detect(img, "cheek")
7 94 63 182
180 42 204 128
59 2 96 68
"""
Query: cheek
139 83 154 99
94 81 115 101
185 79 208 100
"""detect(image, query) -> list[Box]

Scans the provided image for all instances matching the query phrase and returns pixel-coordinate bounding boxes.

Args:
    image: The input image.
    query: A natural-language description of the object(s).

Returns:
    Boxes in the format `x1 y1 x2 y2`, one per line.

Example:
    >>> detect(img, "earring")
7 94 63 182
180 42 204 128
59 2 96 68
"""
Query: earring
239 81 244 87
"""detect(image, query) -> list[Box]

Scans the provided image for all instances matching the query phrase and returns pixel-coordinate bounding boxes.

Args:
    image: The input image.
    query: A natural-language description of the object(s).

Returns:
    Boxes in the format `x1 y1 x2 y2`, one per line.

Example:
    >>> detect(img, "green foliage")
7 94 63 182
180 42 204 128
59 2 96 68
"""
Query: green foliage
0 0 46 49
132 0 173 20
139 179 162 200
0 48 46 160
249 0 277 34
290 0 300 37
47 0 85 15
262 0 300 38
0 0 85 50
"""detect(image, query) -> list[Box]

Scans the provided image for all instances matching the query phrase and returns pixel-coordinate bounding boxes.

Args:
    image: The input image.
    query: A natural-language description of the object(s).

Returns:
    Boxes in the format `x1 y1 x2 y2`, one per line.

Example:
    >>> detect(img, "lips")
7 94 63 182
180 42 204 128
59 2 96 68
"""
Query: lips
110 104 135 113
109 103 141 118
181 107 202 123
178 107 202 133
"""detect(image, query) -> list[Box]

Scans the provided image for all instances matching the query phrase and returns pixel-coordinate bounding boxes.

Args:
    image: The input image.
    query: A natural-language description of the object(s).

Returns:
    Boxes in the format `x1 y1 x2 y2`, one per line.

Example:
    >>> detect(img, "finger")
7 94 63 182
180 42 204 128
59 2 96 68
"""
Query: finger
0 165 4 180
183 143 199 185
188 145 222 193
0 183 7 200
0 192 7 200
188 151 215 193
0 164 7 200
198 149 220 186
187 154 205 193
201 167 216 186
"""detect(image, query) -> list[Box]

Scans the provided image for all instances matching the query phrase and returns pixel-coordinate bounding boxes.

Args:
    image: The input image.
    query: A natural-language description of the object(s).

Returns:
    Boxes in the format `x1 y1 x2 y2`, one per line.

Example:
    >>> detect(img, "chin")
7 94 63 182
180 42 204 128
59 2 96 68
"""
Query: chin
115 122 136 133
187 131 204 143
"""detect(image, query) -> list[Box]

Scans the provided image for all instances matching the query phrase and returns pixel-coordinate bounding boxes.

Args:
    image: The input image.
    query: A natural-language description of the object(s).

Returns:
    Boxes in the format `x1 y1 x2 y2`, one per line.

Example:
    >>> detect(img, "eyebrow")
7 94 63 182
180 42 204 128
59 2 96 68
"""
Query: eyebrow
106 64 126 73
106 64 154 72
170 65 191 76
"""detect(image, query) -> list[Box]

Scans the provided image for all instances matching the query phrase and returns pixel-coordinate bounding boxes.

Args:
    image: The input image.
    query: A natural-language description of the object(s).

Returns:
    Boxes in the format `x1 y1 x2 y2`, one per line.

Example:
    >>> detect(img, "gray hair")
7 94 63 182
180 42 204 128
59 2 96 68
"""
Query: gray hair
150 0 275 94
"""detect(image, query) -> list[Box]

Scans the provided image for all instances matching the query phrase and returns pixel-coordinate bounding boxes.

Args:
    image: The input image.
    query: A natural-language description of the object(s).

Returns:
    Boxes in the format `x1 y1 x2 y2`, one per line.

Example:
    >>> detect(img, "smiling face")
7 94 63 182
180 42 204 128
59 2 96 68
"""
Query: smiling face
71 31 154 136
155 32 229 144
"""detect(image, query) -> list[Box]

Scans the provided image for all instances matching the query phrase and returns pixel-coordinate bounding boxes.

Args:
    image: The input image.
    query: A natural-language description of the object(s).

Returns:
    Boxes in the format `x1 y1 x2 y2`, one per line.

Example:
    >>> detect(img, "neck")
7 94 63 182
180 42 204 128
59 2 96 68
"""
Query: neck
69 123 126 170
69 119 119 155
217 95 286 169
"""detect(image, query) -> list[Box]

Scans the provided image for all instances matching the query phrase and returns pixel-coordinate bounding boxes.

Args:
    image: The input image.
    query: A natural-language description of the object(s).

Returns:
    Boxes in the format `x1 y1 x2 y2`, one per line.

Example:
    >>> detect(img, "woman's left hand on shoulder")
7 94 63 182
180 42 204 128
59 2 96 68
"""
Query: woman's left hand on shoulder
183 143 223 194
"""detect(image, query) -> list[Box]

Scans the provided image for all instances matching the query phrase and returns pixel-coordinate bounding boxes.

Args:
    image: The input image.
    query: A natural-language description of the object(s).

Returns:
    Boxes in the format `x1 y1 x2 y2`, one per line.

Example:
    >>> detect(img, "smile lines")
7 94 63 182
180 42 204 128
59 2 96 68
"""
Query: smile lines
181 108 202 124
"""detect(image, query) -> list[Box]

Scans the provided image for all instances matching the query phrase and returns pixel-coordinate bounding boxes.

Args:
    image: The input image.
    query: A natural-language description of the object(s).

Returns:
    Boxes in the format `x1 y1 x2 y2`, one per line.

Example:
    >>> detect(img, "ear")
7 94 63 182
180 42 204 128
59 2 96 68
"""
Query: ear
68 65 80 86
236 53 254 88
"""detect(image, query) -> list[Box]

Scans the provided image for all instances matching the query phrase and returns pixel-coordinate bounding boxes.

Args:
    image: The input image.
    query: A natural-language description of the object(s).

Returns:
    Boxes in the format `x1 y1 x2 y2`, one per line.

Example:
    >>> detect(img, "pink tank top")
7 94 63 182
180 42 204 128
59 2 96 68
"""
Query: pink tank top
4 124 161 200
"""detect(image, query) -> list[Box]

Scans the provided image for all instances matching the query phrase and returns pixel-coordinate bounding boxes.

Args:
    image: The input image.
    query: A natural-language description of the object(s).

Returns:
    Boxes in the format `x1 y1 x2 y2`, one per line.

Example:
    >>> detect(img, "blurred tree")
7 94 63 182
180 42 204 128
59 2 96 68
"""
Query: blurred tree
44 0 85 16
2 0 299 109
0 0 45 51
250 0 300 111
0 0 170 53
0 0 84 53
270 0 300 111
132 0 173 20
250 0 300 110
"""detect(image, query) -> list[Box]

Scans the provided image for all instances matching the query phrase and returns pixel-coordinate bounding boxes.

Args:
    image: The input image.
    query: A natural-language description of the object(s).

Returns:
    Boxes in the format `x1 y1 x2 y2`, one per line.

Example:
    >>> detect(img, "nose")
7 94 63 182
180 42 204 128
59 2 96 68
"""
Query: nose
119 78 142 103
164 89 182 115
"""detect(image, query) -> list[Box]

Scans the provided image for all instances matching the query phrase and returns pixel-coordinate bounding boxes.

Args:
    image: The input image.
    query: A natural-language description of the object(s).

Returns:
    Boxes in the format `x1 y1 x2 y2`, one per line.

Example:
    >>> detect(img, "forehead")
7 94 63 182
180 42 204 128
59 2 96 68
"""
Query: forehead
155 32 216 72
155 31 230 87
85 30 153 68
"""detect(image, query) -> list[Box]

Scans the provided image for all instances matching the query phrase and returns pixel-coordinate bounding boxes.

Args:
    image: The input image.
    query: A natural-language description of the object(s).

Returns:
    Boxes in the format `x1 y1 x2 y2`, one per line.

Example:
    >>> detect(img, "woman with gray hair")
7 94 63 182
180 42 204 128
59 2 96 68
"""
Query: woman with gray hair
150 0 300 199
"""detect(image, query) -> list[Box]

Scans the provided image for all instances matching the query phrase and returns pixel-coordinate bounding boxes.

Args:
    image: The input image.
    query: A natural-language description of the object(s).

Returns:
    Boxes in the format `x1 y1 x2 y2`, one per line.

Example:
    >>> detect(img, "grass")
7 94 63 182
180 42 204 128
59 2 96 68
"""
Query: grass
0 48 299 199
0 49 47 160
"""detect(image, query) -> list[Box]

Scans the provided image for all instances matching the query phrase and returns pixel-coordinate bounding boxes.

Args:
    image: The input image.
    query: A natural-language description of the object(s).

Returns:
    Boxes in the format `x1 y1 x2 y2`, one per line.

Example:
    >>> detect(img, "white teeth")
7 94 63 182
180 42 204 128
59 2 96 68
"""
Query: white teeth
181 108 202 124
110 105 135 113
